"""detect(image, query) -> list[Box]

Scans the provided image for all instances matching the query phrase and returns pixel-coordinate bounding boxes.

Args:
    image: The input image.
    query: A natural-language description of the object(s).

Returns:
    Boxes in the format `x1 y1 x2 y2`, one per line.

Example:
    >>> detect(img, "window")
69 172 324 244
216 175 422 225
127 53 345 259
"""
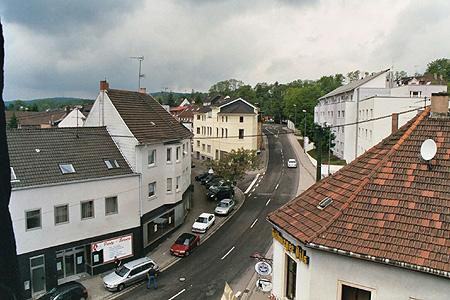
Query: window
176 146 180 161
197 140 200 147
148 182 156 197
196 127 200 134
182 144 186 157
285 255 297 300
225 128 228 138
207 145 211 153
26 209 41 230
240 116 244 122
196 115 200 120
202 144 205 151
54 205 69 224
226 116 228 122
81 200 94 219
221 128 224 138
176 176 180 191
148 149 156 166
105 196 118 215
104 159 120 169
216 128 219 137
340 283 372 300
166 178 172 192
239 129 244 139
10 167 18 182
59 163 75 174
166 148 172 163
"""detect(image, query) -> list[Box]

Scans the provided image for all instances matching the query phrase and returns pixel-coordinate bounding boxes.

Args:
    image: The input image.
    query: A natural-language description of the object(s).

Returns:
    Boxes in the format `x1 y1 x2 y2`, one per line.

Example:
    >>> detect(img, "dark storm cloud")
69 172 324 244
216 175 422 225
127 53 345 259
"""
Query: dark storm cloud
0 0 144 34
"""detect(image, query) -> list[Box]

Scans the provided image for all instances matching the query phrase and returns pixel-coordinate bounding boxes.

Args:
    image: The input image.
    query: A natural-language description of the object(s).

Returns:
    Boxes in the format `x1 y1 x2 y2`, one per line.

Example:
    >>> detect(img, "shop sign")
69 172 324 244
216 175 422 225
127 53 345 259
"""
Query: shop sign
272 228 309 265
91 234 133 264
255 261 272 276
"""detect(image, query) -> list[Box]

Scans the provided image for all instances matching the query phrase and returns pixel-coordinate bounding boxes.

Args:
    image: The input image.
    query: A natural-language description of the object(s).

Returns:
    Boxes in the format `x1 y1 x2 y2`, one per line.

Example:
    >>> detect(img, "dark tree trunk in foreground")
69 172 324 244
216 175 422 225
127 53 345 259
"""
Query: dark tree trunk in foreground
0 21 22 300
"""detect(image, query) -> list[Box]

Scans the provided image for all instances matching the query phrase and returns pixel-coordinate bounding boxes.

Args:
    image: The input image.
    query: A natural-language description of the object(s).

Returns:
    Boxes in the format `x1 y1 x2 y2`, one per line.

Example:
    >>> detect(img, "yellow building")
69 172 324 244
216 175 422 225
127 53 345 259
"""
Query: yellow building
193 97 261 160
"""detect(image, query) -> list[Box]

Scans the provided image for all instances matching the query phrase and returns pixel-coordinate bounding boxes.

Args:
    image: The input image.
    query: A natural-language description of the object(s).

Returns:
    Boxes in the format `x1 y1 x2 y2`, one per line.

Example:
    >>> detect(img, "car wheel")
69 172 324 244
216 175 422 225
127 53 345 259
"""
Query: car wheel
118 284 125 292
186 251 190 256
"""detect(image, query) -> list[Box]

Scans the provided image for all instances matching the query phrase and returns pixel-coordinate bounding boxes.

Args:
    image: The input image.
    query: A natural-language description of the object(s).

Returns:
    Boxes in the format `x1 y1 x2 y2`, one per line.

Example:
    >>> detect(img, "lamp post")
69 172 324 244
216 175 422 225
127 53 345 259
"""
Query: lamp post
293 104 297 131
302 109 307 152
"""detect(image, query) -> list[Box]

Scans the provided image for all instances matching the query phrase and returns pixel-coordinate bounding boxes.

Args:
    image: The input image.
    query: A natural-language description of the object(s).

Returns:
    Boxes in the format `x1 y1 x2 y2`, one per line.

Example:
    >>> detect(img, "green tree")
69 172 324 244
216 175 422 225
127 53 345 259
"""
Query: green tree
208 79 244 96
207 148 259 183
234 85 256 102
30 103 39 112
426 58 450 80
347 70 361 82
8 113 18 129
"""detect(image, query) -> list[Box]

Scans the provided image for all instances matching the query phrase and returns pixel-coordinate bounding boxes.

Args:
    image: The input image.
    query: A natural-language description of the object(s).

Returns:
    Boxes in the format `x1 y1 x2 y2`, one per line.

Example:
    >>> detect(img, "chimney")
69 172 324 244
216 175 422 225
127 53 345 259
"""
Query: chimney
100 80 109 91
139 87 147 94
430 92 449 118
391 113 398 133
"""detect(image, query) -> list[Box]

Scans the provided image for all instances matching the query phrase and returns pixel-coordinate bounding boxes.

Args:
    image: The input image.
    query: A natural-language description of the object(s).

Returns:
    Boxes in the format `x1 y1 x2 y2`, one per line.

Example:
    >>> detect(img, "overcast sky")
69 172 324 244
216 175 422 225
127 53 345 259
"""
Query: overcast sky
1 0 449 100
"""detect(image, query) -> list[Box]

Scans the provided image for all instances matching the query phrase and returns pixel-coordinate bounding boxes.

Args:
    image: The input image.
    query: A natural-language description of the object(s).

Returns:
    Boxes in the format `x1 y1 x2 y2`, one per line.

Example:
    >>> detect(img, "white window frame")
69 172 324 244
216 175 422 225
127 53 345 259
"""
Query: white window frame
81 200 95 220
166 178 172 193
10 167 19 182
104 159 120 169
105 196 118 215
176 146 180 162
166 147 172 163
148 149 156 167
337 280 376 300
54 204 69 225
148 182 156 198
59 163 75 174
25 209 42 231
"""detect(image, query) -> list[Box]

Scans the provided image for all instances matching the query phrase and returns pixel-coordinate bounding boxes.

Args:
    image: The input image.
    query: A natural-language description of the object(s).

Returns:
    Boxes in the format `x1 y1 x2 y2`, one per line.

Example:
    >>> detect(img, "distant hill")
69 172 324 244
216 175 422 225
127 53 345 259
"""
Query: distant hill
5 97 94 111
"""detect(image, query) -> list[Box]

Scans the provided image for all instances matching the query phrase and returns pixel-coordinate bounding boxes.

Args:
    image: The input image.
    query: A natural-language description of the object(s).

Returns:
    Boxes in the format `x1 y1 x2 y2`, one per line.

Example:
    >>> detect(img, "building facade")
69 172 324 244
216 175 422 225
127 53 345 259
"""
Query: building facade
269 93 450 300
8 127 140 299
192 97 260 160
314 70 447 162
85 82 193 252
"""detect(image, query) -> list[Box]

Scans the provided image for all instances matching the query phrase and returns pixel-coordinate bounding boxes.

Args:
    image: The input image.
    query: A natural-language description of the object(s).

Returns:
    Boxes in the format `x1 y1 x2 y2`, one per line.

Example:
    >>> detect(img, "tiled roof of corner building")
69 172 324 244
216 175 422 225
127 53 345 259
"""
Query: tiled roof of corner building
268 107 450 275
7 127 134 189
319 69 390 100
106 89 193 143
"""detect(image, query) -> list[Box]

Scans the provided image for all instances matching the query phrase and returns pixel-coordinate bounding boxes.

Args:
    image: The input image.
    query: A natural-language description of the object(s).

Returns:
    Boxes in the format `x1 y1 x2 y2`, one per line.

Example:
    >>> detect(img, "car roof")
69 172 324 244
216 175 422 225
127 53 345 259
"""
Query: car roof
199 212 214 218
57 281 84 289
123 257 154 268
178 232 196 239
288 158 296 161
219 198 233 203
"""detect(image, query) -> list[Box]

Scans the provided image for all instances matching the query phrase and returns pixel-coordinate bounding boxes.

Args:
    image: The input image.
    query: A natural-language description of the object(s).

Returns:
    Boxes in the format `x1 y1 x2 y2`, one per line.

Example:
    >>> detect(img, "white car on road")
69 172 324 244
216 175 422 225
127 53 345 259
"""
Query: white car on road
287 159 297 168
192 213 215 233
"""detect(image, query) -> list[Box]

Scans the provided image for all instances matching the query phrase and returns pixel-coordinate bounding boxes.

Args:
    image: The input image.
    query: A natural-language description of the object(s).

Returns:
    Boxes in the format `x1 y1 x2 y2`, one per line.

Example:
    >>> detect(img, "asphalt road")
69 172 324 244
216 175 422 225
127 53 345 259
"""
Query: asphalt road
117 125 299 300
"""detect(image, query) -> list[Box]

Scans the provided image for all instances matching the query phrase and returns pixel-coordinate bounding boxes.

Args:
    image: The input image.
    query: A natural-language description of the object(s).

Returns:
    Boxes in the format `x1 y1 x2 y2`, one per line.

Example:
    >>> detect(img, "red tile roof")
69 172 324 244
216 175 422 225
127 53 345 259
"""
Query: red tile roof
268 107 450 277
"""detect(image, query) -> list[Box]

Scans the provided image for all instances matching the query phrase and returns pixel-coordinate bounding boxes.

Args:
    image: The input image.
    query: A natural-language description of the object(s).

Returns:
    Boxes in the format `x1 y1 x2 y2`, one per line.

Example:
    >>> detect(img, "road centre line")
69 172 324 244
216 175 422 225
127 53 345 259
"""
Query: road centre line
266 199 271 206
221 246 235 260
168 288 186 300
250 219 258 228
275 183 279 190
244 173 260 194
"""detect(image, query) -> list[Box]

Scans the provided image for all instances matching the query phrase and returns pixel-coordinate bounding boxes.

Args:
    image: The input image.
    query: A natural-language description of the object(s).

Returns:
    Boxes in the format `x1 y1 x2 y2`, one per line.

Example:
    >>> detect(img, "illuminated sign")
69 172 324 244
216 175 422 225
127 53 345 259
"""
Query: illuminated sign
272 228 309 265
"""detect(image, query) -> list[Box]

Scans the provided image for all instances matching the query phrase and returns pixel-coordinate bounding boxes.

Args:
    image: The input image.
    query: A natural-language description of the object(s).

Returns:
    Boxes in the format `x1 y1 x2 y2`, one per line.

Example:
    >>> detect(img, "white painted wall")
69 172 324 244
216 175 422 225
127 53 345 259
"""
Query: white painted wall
11 175 140 254
58 108 85 128
272 239 450 300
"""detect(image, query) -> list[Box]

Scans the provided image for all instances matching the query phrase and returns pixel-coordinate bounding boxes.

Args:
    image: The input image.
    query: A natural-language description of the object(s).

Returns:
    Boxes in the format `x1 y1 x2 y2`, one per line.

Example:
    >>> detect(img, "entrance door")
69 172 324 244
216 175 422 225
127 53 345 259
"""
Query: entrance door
30 255 46 295
64 253 75 277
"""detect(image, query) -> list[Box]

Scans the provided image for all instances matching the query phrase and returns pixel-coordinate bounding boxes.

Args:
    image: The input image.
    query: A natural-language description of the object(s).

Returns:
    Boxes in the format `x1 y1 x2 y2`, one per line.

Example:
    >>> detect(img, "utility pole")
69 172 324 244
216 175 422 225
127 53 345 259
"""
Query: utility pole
130 56 145 90
302 109 307 152
315 125 322 182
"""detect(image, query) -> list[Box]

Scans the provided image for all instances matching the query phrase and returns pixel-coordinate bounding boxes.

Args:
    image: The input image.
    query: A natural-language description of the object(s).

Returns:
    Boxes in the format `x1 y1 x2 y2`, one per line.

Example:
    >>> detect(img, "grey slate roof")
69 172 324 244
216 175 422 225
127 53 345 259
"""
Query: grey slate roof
219 99 255 114
319 69 389 99
107 89 193 144
7 127 134 189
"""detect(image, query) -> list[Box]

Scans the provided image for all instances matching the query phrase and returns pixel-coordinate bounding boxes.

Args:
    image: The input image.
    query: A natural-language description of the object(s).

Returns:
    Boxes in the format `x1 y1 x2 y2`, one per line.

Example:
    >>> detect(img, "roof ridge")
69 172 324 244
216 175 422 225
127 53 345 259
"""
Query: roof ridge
309 107 430 243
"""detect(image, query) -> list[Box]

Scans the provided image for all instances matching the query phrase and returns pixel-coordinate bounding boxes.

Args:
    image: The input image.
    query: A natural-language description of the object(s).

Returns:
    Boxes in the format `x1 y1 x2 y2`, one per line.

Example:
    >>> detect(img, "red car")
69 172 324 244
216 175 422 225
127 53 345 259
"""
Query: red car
170 233 200 257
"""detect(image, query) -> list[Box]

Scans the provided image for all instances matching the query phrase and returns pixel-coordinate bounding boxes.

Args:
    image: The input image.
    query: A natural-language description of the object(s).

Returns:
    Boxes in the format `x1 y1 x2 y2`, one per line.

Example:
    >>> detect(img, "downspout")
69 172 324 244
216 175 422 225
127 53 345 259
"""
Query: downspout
354 88 360 160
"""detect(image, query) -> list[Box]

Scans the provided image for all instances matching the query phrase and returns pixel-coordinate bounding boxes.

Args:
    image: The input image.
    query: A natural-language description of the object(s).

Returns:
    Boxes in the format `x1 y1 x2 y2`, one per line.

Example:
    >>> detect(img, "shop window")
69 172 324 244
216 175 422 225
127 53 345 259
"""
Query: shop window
105 196 118 215
26 209 41 230
285 255 297 300
340 283 372 300
54 205 69 224
145 209 175 246
81 200 94 219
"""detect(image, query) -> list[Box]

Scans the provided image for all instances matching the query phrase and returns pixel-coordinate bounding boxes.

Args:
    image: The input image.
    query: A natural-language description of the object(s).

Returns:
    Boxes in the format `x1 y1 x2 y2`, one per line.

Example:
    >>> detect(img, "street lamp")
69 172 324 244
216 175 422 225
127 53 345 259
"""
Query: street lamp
293 104 297 130
302 109 307 152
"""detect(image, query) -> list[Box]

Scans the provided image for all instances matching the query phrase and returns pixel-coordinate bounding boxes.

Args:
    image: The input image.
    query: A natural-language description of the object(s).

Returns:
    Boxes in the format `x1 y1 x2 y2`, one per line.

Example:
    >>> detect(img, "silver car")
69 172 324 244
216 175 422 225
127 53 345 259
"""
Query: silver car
215 198 235 216
103 257 159 292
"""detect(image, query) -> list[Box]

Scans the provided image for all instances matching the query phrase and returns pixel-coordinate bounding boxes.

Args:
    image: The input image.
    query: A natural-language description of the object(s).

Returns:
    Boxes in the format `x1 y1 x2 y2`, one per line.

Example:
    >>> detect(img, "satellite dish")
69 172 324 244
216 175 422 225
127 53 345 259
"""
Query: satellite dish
420 139 437 161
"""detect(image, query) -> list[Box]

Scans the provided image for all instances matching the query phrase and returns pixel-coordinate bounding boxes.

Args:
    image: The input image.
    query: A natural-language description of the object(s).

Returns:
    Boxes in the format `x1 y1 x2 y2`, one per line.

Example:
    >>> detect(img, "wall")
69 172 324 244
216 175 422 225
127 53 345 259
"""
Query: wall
58 108 85 128
11 175 140 255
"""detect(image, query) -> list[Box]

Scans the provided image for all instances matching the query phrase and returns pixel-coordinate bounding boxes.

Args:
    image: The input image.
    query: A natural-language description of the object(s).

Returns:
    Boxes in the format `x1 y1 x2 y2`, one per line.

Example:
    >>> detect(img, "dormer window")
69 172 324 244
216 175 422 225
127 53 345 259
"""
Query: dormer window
10 167 18 182
59 164 76 174
317 197 333 210
104 159 120 169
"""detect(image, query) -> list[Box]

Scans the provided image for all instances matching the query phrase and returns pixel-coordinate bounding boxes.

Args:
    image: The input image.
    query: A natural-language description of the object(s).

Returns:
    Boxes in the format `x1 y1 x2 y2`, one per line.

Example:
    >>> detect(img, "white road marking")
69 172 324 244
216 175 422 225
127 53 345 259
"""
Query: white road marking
255 183 259 187
250 219 258 228
168 289 186 300
221 246 235 260
248 193 252 197
235 291 242 298
275 183 279 190
244 173 260 194
265 199 271 206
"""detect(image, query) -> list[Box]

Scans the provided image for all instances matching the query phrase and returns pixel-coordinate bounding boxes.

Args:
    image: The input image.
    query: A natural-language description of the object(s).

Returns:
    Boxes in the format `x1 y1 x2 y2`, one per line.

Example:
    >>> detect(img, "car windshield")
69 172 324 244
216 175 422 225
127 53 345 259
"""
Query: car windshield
218 202 229 208
115 265 130 277
175 236 191 246
196 217 208 223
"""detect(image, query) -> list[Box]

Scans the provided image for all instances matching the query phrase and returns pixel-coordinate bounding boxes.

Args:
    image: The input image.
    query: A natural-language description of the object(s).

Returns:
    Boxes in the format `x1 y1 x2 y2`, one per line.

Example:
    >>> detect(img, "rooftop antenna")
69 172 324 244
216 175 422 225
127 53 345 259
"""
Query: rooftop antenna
420 139 437 170
130 56 145 90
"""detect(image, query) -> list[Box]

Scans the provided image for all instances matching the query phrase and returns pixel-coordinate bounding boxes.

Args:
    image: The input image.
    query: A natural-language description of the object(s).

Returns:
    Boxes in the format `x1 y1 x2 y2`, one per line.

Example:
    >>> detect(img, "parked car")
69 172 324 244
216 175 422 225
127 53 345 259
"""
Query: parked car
215 198 236 216
37 281 88 300
170 232 200 257
208 179 232 191
192 213 215 233
204 176 222 188
200 174 216 185
195 171 209 181
103 257 159 292
207 185 234 201
287 158 297 168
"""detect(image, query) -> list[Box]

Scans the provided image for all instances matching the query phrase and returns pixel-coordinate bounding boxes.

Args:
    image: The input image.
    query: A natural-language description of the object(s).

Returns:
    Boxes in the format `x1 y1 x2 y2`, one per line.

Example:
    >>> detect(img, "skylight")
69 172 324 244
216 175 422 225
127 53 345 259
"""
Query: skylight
317 197 333 210
59 164 76 174
10 167 18 182
104 159 120 169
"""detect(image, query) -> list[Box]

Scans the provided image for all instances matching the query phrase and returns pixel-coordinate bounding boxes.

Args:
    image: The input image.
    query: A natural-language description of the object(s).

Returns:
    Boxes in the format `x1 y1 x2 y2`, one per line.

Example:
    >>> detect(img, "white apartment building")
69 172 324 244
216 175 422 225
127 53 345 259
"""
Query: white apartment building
85 81 193 252
314 70 447 162
193 97 260 160
8 127 140 299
